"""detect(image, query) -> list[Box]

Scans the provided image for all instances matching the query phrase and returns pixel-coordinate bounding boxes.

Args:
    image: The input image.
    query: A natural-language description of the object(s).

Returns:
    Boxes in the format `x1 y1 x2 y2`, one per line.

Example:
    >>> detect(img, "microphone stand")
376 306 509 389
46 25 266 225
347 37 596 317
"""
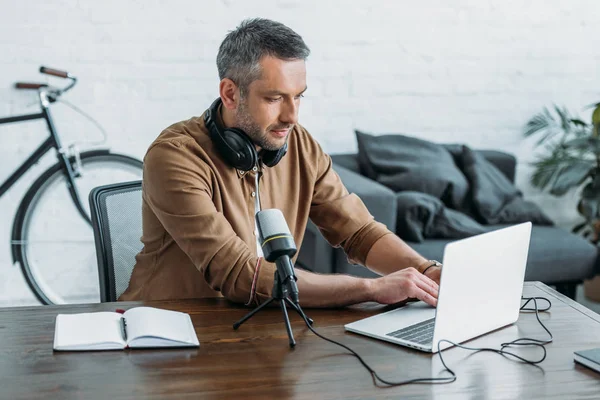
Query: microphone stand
233 270 313 348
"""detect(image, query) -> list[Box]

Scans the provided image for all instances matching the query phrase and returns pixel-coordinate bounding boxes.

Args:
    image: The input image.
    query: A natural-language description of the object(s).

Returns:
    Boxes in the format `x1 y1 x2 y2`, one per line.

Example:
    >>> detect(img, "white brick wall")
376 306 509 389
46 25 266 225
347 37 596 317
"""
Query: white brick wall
0 0 598 305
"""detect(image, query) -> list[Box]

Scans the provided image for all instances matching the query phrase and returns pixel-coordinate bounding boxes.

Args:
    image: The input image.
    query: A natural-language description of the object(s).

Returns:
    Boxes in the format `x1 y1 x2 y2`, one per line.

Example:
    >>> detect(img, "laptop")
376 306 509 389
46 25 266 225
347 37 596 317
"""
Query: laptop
344 222 532 353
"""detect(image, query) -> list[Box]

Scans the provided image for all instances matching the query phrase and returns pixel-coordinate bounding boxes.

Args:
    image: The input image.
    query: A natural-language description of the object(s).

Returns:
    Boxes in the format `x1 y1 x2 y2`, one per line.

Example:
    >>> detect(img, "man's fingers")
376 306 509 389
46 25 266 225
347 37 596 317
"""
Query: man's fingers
412 286 438 307
413 272 439 297
406 267 438 287
375 269 441 307
406 275 438 307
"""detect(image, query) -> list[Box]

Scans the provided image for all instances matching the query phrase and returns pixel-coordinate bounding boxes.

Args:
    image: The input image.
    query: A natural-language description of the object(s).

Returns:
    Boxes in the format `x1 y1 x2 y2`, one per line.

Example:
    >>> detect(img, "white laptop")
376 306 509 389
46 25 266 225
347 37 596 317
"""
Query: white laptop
345 222 532 353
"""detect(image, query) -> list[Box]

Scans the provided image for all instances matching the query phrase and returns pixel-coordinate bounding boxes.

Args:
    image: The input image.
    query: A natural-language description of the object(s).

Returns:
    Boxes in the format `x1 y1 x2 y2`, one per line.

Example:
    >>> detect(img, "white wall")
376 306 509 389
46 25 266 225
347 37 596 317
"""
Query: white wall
0 0 598 305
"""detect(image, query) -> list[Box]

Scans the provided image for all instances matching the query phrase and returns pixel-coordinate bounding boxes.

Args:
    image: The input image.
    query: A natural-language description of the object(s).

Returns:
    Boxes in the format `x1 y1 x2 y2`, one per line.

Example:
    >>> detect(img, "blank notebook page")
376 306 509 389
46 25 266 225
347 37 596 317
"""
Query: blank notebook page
124 307 197 345
54 312 125 349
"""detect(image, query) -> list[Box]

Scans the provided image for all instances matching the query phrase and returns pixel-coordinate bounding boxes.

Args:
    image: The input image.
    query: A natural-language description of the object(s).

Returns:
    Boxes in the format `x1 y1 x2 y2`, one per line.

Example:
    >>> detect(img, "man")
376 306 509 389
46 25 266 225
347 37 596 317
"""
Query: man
120 18 441 308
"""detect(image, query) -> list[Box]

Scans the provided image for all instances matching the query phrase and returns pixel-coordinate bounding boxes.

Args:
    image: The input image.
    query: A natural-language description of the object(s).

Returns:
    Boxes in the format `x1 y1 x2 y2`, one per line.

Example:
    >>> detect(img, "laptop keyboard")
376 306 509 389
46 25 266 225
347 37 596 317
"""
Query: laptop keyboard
386 318 435 345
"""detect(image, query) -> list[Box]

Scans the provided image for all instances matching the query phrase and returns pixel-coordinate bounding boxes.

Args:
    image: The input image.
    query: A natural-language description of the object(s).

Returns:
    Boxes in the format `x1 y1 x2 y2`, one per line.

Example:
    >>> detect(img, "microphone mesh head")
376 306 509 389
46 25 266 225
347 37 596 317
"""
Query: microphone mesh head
256 209 292 240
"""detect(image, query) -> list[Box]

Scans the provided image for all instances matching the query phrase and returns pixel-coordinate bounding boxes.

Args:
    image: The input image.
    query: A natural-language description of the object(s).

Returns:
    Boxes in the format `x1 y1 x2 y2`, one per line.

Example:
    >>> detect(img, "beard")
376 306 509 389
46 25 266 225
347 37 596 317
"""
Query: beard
235 100 291 151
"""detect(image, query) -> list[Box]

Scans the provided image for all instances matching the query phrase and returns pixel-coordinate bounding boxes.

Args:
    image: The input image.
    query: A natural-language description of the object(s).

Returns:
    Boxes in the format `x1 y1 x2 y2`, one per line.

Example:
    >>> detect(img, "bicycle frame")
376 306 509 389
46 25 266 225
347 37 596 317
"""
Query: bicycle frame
0 91 91 224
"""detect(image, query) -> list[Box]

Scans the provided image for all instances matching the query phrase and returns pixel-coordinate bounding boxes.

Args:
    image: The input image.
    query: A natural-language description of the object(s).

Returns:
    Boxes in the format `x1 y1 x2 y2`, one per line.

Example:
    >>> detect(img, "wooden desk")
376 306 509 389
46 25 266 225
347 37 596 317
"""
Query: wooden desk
1 282 600 399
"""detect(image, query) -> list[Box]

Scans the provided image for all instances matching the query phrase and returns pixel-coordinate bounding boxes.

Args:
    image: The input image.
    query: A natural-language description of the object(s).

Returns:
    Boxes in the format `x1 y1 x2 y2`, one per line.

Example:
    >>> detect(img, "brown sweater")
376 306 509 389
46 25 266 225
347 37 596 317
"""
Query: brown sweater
119 112 391 304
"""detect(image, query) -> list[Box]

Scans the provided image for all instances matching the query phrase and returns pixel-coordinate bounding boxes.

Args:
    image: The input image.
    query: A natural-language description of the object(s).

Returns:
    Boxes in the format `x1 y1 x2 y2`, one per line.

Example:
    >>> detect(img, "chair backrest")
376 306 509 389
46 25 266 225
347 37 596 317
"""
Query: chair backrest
89 180 143 302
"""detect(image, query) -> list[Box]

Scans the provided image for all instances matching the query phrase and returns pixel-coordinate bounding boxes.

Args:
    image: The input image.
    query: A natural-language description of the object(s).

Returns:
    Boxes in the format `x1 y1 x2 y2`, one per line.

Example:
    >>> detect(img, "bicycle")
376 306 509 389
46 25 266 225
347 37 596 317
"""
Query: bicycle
1 66 143 305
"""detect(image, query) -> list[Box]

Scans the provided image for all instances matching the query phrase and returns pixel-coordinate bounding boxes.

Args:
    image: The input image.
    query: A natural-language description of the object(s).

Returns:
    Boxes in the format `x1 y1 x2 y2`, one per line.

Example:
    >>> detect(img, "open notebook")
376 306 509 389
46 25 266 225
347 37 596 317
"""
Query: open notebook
53 307 200 351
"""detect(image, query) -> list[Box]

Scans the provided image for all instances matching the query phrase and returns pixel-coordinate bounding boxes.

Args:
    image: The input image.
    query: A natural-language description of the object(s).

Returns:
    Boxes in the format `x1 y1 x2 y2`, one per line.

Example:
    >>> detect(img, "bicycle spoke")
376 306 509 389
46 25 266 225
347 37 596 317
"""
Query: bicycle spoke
14 153 143 304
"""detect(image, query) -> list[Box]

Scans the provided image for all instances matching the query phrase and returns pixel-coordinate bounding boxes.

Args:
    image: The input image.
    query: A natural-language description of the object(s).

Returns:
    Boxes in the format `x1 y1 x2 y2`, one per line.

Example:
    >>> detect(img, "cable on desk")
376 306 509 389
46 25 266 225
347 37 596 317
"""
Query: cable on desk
295 296 552 387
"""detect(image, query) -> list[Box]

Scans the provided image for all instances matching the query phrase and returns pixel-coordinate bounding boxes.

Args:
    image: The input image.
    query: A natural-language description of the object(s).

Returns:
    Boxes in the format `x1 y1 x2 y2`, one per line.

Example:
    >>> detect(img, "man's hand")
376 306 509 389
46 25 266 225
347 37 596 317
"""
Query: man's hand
368 267 439 307
423 265 441 285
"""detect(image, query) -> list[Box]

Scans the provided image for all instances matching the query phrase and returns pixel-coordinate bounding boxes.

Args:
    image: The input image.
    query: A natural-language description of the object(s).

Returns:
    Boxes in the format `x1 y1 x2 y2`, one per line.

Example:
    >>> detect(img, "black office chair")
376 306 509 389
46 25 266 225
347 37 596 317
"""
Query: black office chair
89 180 143 302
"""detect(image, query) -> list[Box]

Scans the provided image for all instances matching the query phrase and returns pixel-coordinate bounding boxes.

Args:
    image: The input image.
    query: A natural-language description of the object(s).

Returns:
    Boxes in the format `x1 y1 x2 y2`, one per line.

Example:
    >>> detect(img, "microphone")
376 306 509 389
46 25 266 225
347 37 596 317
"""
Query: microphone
255 209 299 304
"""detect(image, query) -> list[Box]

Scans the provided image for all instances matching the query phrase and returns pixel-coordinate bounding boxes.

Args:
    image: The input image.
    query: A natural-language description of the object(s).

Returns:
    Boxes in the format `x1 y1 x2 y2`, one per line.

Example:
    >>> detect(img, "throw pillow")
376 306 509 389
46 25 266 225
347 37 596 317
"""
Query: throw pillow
355 130 469 209
460 145 553 225
395 191 488 242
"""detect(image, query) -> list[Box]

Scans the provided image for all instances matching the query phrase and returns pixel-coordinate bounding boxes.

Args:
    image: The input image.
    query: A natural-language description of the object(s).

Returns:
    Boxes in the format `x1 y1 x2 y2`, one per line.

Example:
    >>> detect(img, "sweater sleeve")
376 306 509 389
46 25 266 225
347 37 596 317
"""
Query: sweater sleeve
142 140 276 304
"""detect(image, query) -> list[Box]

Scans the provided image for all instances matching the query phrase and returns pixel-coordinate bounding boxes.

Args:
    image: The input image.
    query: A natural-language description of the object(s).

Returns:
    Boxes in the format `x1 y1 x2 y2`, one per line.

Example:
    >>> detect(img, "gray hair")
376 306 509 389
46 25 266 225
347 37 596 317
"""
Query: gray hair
217 18 310 97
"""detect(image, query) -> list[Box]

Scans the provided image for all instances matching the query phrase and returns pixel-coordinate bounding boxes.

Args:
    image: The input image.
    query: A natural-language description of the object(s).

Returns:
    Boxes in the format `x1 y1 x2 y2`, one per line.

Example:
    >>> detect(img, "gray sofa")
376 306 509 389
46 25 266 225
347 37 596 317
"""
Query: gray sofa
296 150 599 299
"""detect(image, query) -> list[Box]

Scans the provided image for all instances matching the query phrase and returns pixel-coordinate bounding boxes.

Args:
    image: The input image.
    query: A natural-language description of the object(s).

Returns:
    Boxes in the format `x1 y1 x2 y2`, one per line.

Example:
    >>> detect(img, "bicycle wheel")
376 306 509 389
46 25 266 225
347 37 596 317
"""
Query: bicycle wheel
12 151 143 305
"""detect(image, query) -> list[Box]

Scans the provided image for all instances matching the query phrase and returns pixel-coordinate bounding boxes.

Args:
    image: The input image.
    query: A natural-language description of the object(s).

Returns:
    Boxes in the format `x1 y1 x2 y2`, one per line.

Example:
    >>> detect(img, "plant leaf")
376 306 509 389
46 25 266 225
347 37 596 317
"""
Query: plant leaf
523 112 552 138
550 160 593 196
570 118 588 127
554 104 571 133
530 157 563 190
593 104 600 137
584 102 600 110
562 137 600 154
562 137 590 149
573 126 592 138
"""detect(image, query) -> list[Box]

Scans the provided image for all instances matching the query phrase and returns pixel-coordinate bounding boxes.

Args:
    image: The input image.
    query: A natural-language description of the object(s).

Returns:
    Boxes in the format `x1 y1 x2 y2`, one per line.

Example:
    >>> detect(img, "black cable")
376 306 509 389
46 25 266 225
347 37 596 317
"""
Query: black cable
295 296 552 387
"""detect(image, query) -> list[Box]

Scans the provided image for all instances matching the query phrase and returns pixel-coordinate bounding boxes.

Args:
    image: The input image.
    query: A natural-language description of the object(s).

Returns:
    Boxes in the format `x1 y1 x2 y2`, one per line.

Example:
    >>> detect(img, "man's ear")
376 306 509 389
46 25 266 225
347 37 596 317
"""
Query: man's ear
219 78 239 110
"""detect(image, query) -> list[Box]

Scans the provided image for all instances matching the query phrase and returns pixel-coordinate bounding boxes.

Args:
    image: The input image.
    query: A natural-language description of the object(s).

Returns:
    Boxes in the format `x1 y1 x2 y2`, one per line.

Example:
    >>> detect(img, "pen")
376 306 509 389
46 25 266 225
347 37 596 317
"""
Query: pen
120 317 128 342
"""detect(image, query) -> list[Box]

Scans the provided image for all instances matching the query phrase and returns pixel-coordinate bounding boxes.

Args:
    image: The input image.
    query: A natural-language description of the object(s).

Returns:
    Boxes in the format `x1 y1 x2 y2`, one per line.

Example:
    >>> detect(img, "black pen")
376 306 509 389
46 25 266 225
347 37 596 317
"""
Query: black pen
120 317 128 342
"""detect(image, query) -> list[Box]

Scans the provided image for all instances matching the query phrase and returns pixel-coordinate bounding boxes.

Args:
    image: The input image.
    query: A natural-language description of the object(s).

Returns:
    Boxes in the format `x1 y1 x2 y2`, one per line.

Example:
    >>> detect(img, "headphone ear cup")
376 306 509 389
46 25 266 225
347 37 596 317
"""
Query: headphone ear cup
262 142 288 167
205 97 259 172
222 128 257 171
205 97 288 170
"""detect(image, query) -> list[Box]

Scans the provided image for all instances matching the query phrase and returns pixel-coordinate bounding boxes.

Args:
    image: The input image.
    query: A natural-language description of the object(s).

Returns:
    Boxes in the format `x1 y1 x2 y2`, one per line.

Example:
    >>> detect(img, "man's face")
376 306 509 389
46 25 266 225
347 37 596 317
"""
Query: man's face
234 56 307 151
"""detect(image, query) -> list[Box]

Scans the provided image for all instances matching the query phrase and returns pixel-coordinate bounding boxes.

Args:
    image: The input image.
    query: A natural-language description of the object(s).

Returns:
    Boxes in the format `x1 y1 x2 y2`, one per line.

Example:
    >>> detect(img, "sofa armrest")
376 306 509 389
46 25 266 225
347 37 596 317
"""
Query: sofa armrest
333 163 397 232
330 153 361 173
296 220 335 274
296 163 397 275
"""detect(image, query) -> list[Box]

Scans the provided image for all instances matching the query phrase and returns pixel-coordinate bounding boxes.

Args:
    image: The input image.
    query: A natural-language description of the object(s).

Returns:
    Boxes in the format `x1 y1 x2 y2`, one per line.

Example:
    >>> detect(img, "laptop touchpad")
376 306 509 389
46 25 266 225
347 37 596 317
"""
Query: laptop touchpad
346 301 436 337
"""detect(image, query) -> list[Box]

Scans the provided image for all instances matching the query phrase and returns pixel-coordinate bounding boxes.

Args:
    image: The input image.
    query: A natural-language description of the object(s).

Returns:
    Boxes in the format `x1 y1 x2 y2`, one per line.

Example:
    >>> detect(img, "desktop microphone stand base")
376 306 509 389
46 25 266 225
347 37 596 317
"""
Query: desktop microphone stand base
233 270 313 348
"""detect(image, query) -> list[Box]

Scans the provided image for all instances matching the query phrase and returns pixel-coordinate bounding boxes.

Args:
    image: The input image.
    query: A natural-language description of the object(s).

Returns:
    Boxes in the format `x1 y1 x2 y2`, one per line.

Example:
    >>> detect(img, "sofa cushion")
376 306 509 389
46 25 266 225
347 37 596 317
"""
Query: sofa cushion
395 191 487 242
355 130 469 209
523 225 598 282
406 225 598 283
460 146 554 226
444 145 517 184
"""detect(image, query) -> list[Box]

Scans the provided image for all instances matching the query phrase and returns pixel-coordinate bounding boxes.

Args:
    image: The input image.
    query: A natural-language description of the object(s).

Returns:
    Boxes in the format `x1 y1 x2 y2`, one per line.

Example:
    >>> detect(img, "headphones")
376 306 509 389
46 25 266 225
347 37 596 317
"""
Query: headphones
204 98 288 171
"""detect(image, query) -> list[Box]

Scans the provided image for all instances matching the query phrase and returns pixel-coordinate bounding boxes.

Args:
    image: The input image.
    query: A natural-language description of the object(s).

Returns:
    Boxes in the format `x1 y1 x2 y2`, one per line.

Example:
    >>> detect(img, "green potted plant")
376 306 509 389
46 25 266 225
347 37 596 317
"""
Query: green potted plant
525 102 600 302
524 102 600 243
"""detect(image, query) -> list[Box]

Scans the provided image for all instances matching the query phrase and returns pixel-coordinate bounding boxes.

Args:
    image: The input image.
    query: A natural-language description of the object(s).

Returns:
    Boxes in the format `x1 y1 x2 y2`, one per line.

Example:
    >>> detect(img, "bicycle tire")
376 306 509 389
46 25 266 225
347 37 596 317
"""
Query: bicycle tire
11 150 143 305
